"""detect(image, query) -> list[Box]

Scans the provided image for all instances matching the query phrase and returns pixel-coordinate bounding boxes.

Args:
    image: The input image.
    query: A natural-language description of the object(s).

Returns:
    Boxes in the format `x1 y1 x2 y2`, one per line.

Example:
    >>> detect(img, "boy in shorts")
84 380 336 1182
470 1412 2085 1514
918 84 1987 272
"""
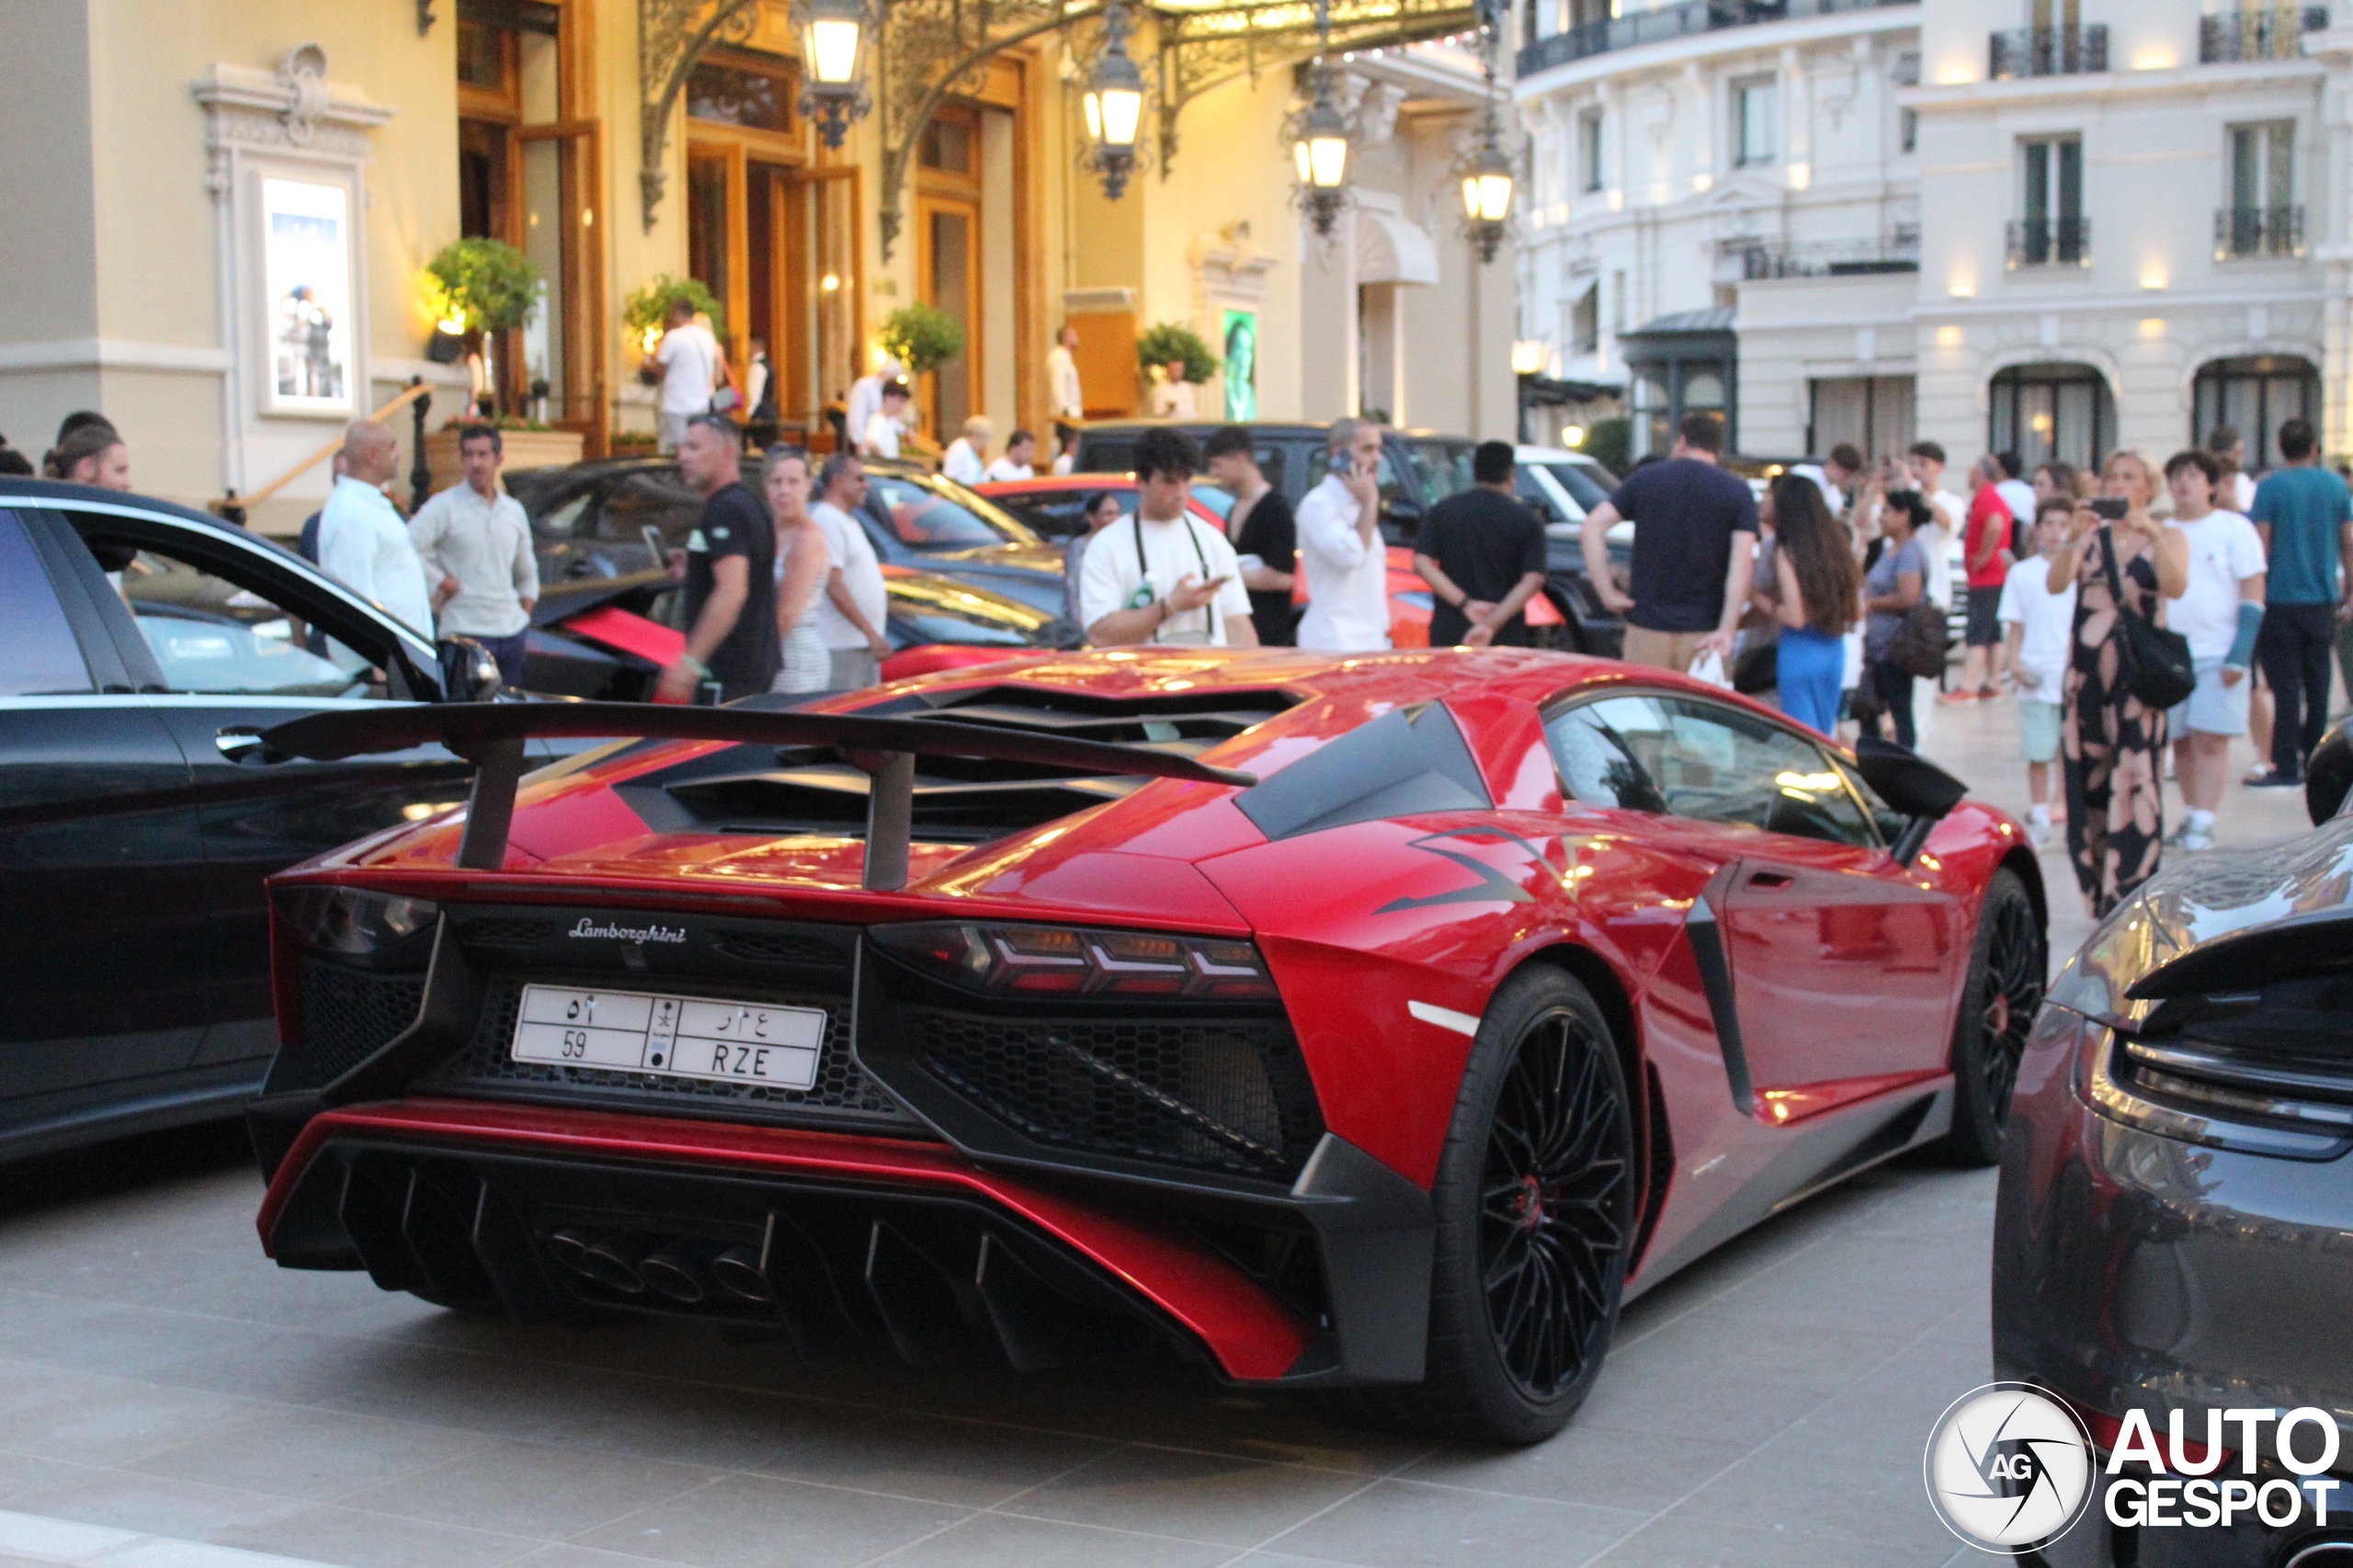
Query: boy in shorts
1998 500 2079 846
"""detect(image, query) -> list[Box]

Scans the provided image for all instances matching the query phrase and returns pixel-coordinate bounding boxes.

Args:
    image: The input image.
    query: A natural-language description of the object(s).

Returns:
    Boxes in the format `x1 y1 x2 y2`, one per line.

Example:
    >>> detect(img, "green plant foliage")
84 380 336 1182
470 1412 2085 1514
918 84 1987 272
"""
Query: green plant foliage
1580 416 1631 476
426 237 543 335
622 273 728 345
1136 321 1219 384
877 302 967 378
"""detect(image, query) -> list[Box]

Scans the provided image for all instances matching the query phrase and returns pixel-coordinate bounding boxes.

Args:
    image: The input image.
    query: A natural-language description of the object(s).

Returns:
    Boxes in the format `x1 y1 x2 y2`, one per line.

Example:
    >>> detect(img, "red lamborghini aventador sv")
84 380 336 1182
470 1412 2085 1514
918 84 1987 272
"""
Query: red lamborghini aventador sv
244 649 2045 1442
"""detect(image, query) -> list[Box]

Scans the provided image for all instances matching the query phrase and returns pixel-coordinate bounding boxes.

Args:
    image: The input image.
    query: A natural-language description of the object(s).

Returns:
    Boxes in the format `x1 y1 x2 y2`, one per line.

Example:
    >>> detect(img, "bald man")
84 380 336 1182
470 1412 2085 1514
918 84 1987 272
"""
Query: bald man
317 419 433 636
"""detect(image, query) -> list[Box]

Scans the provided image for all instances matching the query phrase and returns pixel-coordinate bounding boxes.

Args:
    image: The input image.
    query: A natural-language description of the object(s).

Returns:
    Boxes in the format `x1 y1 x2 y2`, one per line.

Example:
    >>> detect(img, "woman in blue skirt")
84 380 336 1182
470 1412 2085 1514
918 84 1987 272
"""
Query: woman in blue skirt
1763 475 1861 735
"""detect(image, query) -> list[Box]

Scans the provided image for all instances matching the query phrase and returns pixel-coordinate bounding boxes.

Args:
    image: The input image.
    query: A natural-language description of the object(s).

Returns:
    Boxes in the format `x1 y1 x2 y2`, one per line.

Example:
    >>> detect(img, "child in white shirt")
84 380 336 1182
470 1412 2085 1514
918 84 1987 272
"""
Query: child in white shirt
1997 499 2080 846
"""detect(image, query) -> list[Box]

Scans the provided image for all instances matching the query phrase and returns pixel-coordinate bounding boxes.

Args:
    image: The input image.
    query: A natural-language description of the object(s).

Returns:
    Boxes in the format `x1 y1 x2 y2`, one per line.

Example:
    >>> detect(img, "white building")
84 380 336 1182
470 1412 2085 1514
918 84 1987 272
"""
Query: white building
1514 0 2352 473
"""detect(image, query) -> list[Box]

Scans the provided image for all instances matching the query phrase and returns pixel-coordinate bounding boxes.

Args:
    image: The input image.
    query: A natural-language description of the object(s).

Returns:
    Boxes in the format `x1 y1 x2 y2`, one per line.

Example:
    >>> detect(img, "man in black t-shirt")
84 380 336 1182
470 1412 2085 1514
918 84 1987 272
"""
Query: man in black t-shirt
1415 440 1548 648
1579 412 1757 672
657 415 779 702
1203 426 1298 644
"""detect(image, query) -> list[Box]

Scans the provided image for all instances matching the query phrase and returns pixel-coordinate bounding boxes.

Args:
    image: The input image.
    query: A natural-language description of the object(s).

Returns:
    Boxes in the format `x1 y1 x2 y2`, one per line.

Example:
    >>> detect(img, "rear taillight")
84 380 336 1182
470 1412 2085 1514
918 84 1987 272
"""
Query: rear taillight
869 920 1278 1000
274 885 438 958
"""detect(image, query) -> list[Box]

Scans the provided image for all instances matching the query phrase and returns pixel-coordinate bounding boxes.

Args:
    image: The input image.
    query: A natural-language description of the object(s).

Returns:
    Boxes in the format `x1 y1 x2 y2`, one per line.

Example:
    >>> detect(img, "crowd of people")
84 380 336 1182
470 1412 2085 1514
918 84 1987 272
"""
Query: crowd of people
1583 410 2352 920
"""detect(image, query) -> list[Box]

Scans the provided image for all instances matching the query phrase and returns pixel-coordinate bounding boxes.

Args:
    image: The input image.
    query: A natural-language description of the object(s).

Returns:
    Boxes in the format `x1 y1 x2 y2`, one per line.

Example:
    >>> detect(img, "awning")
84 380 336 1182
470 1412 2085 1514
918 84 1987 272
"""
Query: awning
1356 208 1439 286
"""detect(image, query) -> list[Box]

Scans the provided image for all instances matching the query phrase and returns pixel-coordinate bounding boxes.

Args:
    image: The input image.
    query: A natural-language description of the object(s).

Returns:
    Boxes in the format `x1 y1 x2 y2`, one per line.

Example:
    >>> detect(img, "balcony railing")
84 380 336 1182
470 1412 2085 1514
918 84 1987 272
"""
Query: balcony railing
2200 6 2328 62
1518 0 1915 77
1740 234 1922 279
2215 204 2307 258
1988 24 2109 78
2006 217 2092 268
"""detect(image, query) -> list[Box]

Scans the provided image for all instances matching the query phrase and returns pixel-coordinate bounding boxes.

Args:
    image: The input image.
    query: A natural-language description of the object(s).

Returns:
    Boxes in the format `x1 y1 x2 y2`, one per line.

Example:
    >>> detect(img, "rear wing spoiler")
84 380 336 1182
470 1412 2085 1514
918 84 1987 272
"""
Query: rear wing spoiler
252 700 1257 892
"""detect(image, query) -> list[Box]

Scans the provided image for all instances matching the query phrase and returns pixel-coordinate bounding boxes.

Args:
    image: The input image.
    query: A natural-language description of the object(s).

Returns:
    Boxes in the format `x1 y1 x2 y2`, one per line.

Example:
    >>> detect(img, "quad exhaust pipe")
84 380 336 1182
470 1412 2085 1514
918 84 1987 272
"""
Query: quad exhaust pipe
546 1229 773 1308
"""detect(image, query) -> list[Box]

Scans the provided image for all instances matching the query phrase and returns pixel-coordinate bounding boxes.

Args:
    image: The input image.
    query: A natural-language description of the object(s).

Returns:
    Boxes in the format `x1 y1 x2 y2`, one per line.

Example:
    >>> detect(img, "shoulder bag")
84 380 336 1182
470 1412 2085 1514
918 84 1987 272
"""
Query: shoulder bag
2099 525 2196 710
1883 542 1951 680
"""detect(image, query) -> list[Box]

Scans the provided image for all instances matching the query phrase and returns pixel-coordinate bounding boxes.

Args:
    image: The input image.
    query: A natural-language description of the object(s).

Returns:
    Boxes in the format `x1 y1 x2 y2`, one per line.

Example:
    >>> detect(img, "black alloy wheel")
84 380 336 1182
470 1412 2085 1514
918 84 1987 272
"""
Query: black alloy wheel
1944 868 2044 1166
1372 964 1634 1444
1479 1005 1631 1403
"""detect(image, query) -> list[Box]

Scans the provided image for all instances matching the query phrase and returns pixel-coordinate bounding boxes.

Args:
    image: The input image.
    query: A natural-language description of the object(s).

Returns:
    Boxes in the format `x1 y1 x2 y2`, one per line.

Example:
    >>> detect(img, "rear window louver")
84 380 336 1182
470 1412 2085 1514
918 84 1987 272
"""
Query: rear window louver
618 685 1298 845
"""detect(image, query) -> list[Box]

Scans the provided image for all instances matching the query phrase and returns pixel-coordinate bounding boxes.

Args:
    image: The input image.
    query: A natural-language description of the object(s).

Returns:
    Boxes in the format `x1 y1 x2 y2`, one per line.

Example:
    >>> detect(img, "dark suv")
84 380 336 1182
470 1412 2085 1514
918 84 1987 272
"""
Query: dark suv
1072 420 1623 654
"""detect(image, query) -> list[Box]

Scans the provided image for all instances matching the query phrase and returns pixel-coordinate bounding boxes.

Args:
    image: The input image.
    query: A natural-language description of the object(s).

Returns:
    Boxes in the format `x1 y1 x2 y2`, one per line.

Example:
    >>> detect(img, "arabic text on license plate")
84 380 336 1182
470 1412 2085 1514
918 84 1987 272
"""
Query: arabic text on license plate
510 984 824 1090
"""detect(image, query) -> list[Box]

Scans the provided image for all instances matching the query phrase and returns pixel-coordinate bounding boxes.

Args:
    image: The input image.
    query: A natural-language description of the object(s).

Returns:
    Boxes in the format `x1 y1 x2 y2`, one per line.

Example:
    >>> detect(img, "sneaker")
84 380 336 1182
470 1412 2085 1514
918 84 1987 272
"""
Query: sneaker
1937 689 1978 705
2027 819 2052 847
2181 829 2213 852
2247 769 2303 790
2165 820 2193 847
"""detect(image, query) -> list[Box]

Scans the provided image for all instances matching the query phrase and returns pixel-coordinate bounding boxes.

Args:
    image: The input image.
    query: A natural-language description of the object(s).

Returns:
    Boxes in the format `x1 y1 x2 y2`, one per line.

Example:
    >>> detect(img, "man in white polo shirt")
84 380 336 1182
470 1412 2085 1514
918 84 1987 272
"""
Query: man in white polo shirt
1294 416 1392 652
317 418 433 639
1078 426 1256 647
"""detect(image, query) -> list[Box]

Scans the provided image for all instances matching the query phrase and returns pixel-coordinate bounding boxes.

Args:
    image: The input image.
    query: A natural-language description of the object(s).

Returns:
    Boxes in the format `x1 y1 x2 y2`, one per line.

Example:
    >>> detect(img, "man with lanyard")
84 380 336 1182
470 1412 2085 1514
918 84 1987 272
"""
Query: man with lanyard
1295 417 1392 652
408 422 539 688
656 415 778 702
1078 426 1256 647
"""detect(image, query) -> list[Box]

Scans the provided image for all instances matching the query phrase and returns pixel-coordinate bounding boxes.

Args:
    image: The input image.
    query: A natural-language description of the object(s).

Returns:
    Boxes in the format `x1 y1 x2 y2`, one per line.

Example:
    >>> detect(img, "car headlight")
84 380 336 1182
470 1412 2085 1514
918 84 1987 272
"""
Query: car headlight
870 920 1278 1000
275 886 439 956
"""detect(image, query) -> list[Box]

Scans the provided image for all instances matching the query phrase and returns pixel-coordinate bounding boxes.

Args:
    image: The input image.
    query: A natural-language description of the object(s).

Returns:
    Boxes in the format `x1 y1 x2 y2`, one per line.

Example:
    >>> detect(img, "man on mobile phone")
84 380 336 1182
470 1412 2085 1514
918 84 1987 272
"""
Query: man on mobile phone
1079 426 1256 648
1295 417 1392 652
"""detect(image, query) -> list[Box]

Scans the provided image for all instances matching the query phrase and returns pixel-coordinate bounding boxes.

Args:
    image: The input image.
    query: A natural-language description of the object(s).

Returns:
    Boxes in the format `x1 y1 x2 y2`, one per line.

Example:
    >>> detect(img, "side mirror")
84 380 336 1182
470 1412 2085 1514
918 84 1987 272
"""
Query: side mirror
2308 719 2353 827
1853 735 1968 864
438 637 504 703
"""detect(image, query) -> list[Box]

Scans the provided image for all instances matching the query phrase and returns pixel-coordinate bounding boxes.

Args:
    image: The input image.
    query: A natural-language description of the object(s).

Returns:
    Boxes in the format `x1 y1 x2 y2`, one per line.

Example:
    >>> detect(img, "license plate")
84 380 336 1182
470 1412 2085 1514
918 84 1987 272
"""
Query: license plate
510 984 825 1090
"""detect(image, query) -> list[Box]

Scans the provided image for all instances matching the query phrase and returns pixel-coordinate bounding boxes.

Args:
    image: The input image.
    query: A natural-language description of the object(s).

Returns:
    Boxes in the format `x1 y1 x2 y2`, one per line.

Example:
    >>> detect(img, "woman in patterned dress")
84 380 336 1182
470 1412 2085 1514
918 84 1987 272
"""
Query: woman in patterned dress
2047 451 2190 916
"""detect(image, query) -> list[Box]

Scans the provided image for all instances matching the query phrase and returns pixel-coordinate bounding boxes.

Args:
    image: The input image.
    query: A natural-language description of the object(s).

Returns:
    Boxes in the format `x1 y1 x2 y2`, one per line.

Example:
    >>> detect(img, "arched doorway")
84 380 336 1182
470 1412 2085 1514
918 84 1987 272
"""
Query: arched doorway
1989 363 2114 472
2193 355 2320 471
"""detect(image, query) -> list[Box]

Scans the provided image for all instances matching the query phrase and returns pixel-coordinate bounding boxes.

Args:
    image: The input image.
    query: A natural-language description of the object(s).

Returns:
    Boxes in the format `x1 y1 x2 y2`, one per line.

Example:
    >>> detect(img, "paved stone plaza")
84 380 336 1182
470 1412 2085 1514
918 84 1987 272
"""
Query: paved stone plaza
0 693 2315 1568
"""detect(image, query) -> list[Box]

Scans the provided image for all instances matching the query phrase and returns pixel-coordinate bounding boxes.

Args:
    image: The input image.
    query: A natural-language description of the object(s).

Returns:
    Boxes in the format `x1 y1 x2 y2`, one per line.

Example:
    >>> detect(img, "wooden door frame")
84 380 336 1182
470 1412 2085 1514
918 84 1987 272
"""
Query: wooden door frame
914 191 983 442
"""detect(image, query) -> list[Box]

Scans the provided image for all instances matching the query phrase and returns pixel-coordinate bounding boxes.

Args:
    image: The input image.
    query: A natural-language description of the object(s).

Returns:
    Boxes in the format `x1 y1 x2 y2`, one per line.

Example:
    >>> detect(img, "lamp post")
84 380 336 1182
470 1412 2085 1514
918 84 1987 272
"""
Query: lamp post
796 0 871 150
1456 17 1514 264
1084 2 1146 199
1289 0 1351 239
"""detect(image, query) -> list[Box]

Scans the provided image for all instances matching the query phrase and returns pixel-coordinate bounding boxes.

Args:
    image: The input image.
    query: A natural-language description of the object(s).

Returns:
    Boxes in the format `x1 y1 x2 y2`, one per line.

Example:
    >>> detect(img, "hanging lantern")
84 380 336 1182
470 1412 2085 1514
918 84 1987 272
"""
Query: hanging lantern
795 0 870 149
1289 63 1351 238
1455 28 1515 264
1085 3 1146 199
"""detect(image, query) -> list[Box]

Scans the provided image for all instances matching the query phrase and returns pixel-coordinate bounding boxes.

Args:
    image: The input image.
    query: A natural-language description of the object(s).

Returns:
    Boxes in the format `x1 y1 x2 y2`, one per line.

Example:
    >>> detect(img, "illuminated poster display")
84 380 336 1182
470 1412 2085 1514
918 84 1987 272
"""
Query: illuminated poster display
260 176 354 415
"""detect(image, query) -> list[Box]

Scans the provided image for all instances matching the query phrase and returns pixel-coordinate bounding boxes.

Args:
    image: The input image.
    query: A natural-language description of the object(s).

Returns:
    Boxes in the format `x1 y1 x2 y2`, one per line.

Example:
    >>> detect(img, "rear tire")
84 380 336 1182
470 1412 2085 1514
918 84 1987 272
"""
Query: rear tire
1943 868 2044 1166
1372 964 1634 1444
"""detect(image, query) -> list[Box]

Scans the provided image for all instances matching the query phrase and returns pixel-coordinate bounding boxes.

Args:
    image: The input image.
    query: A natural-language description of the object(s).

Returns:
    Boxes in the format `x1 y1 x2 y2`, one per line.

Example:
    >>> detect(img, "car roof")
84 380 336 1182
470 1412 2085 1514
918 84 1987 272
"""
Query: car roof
0 476 276 540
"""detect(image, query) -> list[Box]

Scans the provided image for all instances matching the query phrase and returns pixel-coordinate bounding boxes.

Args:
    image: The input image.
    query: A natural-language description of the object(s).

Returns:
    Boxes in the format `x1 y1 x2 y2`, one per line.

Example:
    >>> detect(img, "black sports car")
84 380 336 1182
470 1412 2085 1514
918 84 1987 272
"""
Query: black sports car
0 479 540 1158
1993 720 2353 1566
509 457 1068 620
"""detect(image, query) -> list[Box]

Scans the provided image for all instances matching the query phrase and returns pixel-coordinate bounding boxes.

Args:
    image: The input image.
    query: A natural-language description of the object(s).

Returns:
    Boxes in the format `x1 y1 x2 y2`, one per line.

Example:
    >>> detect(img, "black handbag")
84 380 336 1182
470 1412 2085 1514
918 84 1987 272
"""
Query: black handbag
1884 599 1950 680
2099 526 2197 710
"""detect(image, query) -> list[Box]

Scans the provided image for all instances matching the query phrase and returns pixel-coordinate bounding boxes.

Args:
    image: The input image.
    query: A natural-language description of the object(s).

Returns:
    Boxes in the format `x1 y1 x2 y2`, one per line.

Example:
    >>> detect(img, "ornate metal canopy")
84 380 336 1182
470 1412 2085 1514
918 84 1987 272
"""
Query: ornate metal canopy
639 0 1480 255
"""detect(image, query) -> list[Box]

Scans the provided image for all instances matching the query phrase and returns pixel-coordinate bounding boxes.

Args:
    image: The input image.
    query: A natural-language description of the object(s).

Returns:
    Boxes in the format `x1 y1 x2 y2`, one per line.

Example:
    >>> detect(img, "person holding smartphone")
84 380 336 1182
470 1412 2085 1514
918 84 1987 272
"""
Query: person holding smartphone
1296 417 1392 652
1078 426 1256 648
2046 450 2190 917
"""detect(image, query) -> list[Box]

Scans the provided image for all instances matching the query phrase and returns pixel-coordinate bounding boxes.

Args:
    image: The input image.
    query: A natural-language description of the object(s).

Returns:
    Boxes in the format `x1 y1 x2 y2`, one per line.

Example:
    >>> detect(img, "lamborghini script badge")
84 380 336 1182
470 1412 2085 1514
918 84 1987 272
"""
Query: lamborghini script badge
568 917 688 944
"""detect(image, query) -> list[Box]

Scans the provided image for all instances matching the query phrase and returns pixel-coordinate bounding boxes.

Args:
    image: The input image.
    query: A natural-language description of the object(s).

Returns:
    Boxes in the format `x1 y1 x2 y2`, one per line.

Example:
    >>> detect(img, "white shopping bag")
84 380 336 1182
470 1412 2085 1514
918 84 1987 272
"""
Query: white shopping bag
1687 649 1731 688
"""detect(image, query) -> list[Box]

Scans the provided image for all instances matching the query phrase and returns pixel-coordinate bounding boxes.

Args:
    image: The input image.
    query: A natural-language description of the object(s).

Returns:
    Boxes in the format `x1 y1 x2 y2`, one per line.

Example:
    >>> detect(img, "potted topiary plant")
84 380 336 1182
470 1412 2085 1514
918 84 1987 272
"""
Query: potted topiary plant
876 302 966 381
421 238 583 488
1135 321 1220 388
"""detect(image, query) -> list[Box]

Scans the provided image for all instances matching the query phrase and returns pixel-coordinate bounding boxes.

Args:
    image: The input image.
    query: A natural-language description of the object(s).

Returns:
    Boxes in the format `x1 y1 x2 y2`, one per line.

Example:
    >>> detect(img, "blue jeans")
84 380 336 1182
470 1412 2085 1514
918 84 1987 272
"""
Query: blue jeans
477 631 530 690
1776 627 1844 735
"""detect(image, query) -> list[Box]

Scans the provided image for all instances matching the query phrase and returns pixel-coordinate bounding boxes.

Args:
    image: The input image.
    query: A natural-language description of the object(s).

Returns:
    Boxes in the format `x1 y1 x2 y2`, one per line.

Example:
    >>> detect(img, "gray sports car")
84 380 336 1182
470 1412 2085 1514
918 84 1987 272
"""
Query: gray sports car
1993 719 2353 1567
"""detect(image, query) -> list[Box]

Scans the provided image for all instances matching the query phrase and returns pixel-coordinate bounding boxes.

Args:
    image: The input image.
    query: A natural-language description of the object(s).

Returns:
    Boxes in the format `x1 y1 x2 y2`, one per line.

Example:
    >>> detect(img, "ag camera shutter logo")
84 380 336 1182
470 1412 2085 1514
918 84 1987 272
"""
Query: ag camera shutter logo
1923 1383 2096 1553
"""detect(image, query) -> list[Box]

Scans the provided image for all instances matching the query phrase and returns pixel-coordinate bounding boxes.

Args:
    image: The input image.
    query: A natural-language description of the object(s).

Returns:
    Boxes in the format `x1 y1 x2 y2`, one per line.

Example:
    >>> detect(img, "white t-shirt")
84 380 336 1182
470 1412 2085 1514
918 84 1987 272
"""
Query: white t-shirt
655 324 720 416
809 500 888 650
2165 510 2267 662
1995 480 2038 536
1077 512 1250 645
983 458 1033 483
2231 472 2257 513
318 476 434 638
1996 554 2077 698
942 439 985 485
860 411 903 460
1294 473 1392 652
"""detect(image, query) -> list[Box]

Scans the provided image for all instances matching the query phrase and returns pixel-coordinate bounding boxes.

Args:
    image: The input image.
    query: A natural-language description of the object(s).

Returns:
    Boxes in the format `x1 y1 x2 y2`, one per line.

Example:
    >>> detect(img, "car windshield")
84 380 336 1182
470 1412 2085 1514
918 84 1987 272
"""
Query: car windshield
990 487 1136 541
1539 460 1614 511
886 574 1056 646
1402 439 1476 503
867 475 1040 550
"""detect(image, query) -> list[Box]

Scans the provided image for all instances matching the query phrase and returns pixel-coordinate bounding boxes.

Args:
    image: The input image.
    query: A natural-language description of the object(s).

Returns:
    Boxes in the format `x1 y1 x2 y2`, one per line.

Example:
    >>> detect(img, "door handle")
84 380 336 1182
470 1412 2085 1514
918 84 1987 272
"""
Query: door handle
1744 869 1795 892
216 728 290 766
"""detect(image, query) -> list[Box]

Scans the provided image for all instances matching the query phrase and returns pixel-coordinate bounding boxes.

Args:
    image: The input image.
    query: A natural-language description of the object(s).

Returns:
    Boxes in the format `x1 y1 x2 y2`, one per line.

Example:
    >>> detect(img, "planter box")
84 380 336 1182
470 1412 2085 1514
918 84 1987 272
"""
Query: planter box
423 427 585 494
